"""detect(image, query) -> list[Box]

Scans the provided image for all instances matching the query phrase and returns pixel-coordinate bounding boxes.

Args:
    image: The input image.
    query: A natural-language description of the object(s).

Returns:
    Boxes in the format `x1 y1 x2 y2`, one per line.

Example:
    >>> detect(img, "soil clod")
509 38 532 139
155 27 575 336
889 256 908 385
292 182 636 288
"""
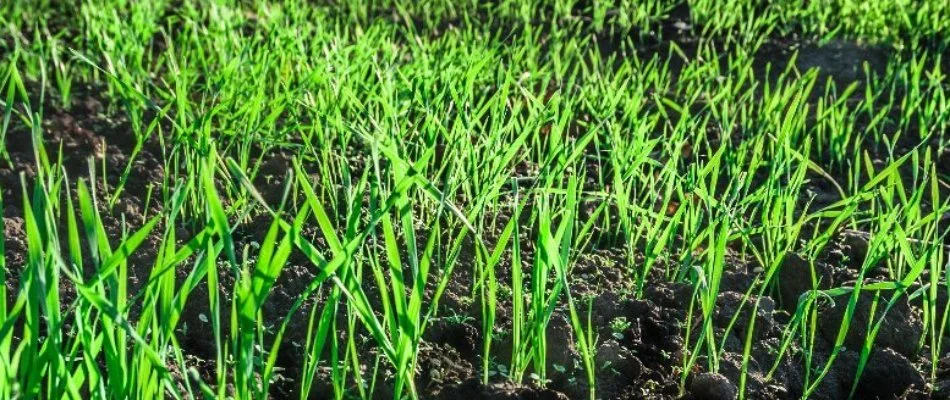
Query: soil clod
689 372 738 400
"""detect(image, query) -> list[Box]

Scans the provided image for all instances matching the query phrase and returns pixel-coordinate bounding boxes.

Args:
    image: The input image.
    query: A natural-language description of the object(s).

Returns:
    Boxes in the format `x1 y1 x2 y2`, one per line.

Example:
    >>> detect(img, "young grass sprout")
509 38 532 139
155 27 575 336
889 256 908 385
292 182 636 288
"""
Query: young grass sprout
1 1 949 399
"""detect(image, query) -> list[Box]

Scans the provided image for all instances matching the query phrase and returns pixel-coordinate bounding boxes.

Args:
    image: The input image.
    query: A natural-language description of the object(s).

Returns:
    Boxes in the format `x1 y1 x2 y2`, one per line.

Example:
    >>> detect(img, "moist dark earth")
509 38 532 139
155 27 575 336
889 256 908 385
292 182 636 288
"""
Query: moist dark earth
4 8 950 400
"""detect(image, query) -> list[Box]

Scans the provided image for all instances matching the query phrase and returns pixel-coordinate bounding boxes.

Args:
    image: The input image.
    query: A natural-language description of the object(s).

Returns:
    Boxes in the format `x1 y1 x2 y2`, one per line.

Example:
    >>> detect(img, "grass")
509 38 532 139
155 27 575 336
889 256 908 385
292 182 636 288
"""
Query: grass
1 0 949 399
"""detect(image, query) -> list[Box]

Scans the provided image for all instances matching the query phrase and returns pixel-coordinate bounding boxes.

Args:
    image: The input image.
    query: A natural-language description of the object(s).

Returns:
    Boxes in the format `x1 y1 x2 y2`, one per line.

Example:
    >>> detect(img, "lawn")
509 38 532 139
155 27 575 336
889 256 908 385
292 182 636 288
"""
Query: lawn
1 0 949 399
